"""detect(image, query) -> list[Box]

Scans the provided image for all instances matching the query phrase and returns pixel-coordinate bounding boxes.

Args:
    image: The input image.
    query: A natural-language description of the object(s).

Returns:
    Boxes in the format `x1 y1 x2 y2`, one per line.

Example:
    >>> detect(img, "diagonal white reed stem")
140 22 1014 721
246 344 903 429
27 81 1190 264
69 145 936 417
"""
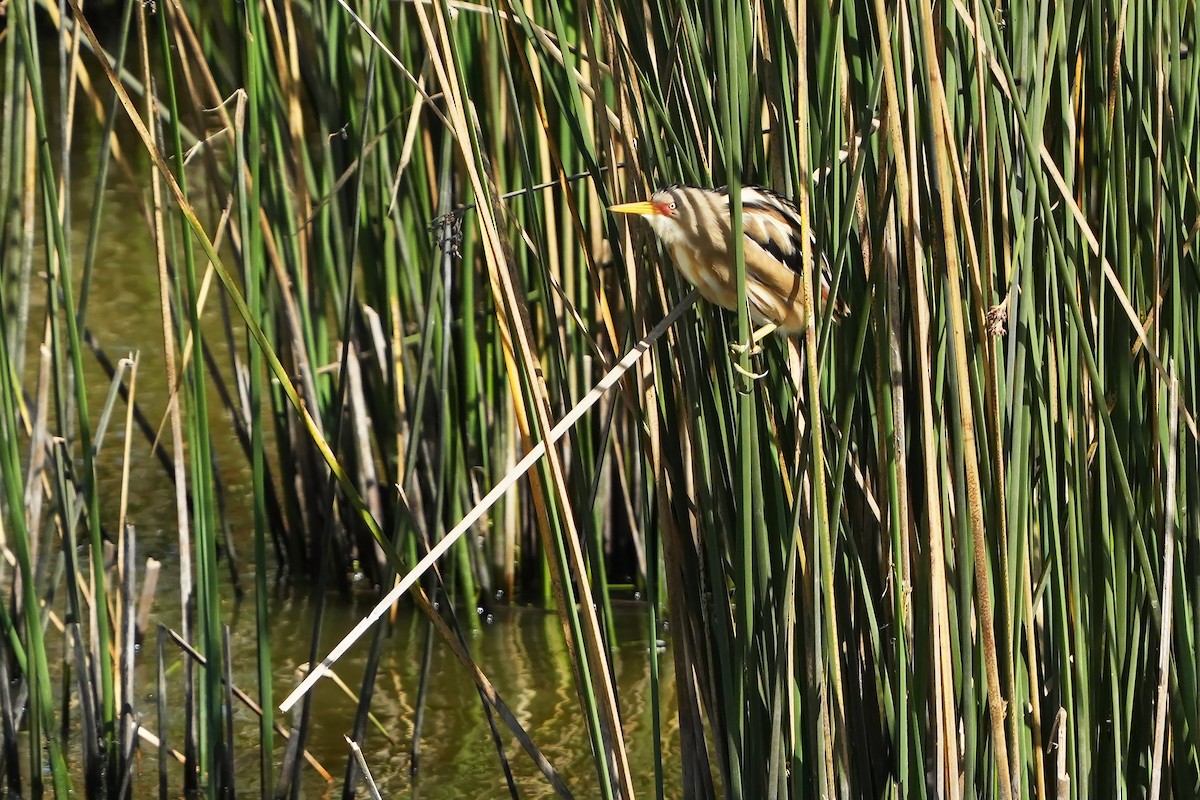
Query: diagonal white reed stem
279 290 698 713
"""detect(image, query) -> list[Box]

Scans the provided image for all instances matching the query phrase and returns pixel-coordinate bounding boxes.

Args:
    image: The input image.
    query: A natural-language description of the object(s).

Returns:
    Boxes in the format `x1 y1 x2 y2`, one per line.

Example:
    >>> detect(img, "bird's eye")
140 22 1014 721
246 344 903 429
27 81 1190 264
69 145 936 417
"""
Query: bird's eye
668 202 677 210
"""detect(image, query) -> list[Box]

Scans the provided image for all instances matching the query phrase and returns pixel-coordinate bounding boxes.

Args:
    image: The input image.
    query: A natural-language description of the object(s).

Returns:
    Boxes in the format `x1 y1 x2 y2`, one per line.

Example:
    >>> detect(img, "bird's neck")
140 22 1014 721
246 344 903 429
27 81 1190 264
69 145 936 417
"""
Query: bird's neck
647 215 687 247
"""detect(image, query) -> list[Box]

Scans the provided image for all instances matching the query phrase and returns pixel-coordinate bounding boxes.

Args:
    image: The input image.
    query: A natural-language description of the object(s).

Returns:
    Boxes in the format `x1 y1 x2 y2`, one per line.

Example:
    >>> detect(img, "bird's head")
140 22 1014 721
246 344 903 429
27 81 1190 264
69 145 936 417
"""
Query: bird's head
608 188 696 247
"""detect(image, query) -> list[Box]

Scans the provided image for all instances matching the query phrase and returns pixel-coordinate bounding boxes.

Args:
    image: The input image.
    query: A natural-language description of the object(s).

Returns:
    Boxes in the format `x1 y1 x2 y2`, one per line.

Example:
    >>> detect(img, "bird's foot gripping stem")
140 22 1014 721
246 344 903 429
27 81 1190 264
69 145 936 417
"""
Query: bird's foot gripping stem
731 360 769 381
728 340 763 357
728 321 778 374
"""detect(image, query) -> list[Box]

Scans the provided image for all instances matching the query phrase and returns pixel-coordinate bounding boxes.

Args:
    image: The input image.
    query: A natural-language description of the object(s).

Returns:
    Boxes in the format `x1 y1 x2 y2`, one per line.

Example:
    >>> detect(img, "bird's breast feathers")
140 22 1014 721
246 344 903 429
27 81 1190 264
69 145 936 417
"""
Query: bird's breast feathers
671 245 737 310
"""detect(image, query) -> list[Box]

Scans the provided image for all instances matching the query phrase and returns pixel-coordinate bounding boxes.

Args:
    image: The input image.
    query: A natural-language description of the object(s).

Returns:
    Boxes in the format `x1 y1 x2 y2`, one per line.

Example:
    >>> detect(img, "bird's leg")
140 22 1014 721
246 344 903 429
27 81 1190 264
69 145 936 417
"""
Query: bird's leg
728 322 779 356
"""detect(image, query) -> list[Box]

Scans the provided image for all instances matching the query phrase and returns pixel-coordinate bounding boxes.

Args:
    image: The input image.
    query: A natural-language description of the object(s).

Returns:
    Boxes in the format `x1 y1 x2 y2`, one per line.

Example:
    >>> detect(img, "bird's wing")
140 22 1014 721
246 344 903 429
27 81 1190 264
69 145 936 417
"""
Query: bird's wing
740 189 849 317
740 189 806 274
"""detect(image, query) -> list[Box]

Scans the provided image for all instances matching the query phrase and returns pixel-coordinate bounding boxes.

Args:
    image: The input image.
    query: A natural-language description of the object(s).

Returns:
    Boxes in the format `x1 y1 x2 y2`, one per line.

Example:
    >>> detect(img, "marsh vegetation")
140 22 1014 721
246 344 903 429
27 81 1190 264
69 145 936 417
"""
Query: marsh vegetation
1 0 1197 797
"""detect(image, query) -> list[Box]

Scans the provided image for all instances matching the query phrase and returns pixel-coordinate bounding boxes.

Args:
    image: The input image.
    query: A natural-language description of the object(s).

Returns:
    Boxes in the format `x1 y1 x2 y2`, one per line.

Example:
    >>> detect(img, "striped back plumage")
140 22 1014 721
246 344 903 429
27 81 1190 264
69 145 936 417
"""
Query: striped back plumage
644 185 849 321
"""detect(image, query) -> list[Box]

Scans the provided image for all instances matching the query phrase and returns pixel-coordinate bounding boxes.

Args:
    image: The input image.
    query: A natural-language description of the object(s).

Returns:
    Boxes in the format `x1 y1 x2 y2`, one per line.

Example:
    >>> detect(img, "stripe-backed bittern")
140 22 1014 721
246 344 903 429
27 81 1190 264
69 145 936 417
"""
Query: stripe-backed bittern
609 185 845 355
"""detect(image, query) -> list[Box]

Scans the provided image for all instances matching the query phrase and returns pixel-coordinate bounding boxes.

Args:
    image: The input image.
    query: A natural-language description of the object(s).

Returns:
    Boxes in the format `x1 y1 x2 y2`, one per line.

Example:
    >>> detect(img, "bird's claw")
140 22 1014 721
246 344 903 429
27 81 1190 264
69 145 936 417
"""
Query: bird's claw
730 339 768 382
729 341 762 357
732 361 769 381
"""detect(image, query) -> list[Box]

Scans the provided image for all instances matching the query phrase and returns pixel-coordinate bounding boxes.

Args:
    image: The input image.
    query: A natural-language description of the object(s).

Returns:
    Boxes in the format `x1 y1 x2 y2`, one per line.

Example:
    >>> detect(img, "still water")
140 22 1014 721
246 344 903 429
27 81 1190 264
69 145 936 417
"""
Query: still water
14 28 682 799
206 599 679 798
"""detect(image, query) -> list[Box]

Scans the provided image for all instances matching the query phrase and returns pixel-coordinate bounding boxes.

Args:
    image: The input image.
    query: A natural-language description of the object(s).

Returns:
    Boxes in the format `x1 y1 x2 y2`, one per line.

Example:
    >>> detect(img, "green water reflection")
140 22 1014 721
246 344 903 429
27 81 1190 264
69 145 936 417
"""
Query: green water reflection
15 30 681 799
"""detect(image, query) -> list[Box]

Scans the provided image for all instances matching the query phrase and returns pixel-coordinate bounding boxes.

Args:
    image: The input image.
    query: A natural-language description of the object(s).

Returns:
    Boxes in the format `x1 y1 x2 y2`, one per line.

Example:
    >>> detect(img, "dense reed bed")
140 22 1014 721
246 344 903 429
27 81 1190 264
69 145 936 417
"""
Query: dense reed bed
1 0 1198 797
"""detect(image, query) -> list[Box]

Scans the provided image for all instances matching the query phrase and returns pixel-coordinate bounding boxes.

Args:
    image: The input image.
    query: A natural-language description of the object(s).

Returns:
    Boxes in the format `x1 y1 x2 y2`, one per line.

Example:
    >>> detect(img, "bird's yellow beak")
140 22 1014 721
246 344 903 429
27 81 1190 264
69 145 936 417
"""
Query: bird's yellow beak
608 201 658 216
